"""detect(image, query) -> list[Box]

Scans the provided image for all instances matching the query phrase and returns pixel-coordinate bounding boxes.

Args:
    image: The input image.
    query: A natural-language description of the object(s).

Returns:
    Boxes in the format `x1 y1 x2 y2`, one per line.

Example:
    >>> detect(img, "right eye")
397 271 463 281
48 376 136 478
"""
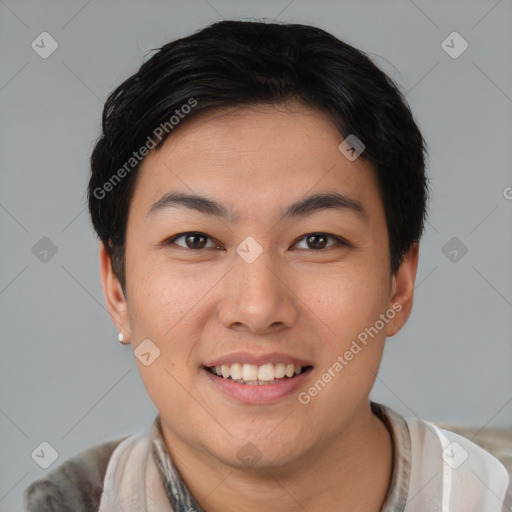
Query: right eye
163 232 222 250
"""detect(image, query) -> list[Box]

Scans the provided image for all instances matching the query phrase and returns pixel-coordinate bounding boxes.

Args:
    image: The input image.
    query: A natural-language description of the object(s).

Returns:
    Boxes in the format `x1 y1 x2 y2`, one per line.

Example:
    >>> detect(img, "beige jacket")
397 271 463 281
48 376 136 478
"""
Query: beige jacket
24 404 511 511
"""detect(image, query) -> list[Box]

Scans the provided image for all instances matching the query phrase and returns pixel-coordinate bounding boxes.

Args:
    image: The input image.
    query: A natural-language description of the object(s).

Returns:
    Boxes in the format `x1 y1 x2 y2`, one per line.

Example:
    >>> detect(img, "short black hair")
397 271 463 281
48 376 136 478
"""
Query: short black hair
88 20 430 292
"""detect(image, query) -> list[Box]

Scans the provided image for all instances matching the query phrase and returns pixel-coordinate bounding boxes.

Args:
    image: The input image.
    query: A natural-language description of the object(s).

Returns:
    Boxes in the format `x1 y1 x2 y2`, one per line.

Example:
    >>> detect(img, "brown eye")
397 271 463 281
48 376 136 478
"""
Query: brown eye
307 234 328 249
295 233 344 250
166 232 218 250
185 233 208 249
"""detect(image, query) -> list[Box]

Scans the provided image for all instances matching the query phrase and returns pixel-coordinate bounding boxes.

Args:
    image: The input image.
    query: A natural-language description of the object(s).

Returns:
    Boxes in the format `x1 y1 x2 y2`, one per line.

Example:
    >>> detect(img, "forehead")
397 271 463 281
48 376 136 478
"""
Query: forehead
129 103 385 227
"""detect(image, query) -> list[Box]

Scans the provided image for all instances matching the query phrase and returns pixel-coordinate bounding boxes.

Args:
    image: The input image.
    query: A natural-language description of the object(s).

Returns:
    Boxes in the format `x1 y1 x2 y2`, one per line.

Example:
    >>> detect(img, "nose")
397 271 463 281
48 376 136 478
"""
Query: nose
217 249 299 334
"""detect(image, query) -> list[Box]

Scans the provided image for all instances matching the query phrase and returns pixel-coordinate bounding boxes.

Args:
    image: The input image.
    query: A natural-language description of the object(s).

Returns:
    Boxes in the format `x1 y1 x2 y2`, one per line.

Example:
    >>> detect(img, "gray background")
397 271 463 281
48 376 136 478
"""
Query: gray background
1 0 511 510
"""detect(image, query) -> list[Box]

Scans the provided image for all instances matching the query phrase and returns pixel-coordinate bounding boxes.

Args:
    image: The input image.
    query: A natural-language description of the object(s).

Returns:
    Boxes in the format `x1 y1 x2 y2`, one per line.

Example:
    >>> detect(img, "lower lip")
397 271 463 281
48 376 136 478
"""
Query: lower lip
202 367 312 404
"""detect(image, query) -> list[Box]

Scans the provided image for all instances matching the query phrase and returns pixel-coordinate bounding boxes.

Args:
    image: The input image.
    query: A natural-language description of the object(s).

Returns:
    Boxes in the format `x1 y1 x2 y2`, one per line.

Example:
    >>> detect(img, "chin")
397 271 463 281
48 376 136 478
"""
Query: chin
218 445 305 472
204 427 311 471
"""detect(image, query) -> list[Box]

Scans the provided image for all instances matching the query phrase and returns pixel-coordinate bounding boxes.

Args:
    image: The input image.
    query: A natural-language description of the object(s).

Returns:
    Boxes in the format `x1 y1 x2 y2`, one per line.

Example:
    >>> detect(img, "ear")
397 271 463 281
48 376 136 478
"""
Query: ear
99 242 131 342
386 242 420 337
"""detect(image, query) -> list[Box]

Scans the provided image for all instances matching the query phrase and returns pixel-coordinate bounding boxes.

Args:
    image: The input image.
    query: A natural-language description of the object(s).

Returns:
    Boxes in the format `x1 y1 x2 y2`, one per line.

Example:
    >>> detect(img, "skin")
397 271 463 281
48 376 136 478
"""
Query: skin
100 102 419 512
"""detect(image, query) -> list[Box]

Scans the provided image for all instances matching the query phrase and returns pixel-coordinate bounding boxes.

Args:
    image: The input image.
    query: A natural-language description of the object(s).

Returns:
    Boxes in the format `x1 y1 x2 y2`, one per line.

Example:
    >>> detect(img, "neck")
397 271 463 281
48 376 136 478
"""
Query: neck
161 402 393 512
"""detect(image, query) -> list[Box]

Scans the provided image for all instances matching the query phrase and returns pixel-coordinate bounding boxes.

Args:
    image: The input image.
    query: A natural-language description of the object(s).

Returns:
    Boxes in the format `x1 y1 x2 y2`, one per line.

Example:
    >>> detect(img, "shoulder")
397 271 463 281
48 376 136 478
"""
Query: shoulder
24 436 127 512
372 402 510 510
406 416 511 510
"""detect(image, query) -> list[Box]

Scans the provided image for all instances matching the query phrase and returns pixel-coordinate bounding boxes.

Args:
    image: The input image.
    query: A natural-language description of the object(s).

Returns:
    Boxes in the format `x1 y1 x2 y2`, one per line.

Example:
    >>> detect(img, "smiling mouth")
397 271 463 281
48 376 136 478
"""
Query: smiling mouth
204 362 313 385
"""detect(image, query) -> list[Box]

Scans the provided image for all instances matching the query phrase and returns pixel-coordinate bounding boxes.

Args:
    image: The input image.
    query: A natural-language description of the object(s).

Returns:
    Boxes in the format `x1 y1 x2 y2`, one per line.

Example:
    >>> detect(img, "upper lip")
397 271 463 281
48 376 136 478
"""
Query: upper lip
204 352 313 368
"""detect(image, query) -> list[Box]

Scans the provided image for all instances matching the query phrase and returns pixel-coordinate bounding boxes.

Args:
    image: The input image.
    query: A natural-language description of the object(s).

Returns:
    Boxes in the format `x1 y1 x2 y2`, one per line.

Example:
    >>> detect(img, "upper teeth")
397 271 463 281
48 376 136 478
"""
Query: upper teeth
211 363 304 381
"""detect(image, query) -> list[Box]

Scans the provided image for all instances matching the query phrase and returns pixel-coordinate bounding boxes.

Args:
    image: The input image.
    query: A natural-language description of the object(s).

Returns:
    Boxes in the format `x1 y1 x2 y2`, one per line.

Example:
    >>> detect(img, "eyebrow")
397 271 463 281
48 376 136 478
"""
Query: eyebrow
146 191 367 223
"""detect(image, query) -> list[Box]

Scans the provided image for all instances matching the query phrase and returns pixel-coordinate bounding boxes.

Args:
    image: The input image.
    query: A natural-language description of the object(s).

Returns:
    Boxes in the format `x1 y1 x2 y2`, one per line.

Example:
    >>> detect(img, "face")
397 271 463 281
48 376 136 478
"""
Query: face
101 103 418 471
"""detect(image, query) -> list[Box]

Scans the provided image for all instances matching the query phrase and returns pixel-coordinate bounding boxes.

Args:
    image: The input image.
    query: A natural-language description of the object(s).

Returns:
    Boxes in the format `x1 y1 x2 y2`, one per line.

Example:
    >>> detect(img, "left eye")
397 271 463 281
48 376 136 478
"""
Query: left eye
294 233 345 250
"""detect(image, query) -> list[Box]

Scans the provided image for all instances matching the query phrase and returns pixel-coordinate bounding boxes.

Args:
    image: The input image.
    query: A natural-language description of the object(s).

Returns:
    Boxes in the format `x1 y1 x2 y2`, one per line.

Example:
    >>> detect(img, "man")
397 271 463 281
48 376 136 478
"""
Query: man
25 20 510 511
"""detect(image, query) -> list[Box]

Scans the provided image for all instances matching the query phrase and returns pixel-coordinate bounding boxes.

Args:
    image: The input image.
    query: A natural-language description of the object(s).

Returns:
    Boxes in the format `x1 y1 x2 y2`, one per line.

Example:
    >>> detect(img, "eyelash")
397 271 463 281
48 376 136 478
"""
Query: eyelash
163 231 350 251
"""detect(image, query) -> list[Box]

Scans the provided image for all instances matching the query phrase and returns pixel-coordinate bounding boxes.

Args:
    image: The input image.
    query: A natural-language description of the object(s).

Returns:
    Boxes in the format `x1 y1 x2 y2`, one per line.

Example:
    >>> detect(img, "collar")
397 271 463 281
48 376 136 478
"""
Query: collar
371 401 411 511
149 401 411 511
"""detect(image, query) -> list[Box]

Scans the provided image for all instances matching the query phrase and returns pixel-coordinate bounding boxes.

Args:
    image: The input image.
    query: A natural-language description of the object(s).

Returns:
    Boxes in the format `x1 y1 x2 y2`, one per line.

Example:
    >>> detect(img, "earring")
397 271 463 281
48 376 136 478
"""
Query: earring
118 332 125 344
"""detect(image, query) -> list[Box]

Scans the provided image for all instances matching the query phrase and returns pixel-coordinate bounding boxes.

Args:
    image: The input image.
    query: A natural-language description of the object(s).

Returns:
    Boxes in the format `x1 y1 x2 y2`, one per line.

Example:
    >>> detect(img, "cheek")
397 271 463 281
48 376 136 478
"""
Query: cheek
125 254 225 392
125 259 209 424
305 263 390 339
126 250 213 333
300 263 390 404
124 259 195 374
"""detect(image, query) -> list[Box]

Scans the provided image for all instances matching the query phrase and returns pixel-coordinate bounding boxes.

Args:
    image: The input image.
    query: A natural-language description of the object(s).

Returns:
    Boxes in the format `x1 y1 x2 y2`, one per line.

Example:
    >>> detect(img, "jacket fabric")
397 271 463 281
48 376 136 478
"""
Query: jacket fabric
24 402 511 511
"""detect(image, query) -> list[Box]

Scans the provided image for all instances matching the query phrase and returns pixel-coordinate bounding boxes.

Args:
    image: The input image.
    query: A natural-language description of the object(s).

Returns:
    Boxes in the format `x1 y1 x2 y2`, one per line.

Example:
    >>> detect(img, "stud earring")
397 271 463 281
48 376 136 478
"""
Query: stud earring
118 332 125 344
